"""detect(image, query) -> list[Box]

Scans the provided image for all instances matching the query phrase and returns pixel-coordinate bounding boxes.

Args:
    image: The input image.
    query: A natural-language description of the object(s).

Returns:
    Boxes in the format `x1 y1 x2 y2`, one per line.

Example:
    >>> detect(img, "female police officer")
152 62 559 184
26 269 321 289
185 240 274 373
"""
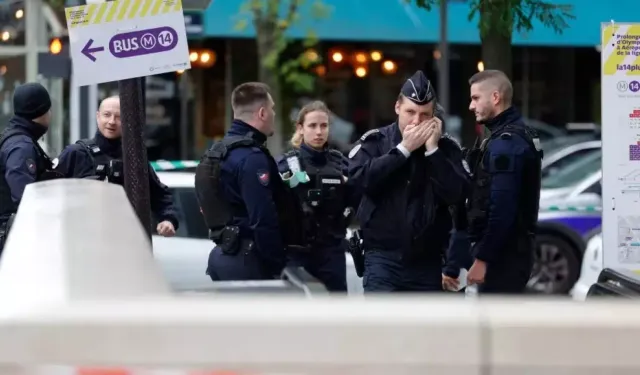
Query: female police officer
276 101 359 292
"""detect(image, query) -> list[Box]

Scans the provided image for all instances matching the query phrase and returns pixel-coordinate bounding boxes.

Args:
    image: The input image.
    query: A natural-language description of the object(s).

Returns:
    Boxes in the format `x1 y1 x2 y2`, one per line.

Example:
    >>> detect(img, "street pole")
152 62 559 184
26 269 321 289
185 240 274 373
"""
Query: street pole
438 0 449 115
119 77 152 240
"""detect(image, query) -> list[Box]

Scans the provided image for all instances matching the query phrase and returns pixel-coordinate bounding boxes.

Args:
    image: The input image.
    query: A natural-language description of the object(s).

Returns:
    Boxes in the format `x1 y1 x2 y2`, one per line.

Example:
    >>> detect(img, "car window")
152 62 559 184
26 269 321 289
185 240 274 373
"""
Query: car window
542 147 599 179
583 180 602 196
542 150 602 189
152 187 208 239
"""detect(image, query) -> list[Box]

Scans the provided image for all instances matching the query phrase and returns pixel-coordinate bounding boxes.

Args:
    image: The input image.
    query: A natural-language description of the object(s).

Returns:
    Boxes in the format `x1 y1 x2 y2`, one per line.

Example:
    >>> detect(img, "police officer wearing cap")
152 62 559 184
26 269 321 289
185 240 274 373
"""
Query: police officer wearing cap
54 95 178 237
465 70 542 294
0 82 62 253
195 82 306 281
348 71 470 292
276 100 360 292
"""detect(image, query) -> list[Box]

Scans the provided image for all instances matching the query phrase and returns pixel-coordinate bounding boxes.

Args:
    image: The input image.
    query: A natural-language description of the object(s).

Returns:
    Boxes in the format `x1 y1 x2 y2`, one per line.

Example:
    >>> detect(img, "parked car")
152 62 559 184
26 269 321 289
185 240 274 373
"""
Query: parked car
532 170 602 294
541 140 600 180
149 161 364 294
570 231 603 301
540 148 601 202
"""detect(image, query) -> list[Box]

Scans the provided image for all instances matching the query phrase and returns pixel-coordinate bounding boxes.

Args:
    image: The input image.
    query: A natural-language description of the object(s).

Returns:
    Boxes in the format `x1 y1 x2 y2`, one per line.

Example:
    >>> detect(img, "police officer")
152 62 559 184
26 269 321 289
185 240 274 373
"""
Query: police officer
0 83 62 253
276 100 359 292
348 70 470 292
195 82 305 281
55 96 178 237
465 69 542 294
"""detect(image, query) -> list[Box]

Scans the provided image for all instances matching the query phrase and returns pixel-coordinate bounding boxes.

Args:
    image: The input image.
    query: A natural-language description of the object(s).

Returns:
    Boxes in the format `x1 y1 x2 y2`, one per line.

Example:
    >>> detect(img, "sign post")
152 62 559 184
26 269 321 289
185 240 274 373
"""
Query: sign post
64 0 191 239
601 22 640 273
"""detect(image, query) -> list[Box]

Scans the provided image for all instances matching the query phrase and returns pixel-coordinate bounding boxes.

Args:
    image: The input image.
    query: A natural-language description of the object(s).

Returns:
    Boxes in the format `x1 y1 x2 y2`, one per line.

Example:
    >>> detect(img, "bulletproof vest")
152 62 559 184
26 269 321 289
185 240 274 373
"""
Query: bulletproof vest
282 148 347 245
195 135 306 247
76 138 124 184
466 124 543 240
0 127 61 219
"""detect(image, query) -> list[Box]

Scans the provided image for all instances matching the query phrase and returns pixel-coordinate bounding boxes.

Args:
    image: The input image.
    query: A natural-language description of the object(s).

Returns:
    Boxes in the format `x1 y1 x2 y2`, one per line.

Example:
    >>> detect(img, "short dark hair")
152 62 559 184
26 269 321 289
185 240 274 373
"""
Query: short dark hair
231 82 271 116
468 69 513 106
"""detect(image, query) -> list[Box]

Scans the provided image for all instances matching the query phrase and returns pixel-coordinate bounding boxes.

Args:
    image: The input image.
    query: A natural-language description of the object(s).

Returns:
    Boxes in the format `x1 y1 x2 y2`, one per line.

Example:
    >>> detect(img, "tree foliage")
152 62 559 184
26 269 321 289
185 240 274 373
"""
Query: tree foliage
411 0 574 77
235 0 331 93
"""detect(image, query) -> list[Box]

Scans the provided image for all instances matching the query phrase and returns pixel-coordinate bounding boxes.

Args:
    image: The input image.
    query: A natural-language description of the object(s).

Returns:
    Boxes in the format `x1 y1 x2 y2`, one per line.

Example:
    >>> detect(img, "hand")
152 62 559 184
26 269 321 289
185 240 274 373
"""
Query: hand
467 259 487 285
157 220 176 237
425 117 442 151
401 123 433 152
442 274 460 291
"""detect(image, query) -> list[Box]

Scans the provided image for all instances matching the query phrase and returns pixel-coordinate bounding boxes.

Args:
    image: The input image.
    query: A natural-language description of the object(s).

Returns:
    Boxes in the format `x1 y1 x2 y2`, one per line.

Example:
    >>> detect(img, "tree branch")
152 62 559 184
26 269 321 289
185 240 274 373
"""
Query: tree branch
281 0 302 30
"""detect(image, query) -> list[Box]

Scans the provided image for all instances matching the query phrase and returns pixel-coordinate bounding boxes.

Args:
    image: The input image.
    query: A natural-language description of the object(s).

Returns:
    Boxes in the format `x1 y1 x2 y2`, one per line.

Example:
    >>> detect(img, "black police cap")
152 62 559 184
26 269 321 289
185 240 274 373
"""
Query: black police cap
400 70 436 105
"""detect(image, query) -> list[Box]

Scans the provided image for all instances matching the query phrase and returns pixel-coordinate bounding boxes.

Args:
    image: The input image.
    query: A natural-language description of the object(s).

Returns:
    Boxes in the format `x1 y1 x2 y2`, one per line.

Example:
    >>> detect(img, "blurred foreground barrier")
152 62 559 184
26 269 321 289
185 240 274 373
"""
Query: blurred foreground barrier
587 268 640 298
1 181 640 375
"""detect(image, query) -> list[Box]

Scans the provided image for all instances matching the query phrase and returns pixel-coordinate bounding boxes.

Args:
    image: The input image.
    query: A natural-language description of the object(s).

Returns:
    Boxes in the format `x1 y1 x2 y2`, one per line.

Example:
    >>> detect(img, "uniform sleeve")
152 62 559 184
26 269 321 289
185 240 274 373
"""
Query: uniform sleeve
347 138 408 197
443 203 473 278
239 151 286 272
55 144 95 178
148 166 179 229
341 154 361 209
473 137 529 263
3 140 40 204
425 140 470 205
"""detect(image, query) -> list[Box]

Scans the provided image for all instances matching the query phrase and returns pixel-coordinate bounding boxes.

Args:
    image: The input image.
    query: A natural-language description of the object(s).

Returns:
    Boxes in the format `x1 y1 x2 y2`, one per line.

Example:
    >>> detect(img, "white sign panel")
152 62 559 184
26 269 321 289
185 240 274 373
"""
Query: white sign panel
64 0 191 87
601 22 640 273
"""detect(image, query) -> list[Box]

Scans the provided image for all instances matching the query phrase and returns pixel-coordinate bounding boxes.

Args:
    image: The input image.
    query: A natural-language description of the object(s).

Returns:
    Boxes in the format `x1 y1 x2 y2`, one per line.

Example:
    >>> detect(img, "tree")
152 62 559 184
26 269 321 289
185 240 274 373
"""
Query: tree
413 0 574 79
235 0 331 153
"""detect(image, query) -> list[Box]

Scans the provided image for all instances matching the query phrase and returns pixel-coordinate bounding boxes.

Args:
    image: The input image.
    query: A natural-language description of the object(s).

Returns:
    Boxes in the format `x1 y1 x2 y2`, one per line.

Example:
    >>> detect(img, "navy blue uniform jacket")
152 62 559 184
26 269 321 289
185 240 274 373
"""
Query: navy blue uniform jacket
473 108 538 263
55 130 179 229
216 120 287 272
0 116 49 205
348 122 470 256
276 143 361 244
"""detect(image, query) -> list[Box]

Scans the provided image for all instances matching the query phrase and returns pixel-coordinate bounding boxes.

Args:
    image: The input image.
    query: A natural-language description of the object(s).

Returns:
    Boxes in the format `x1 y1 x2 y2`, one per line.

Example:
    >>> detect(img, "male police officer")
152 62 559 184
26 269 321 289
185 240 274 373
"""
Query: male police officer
465 70 542 294
196 82 305 281
348 71 470 292
0 83 62 253
55 96 178 237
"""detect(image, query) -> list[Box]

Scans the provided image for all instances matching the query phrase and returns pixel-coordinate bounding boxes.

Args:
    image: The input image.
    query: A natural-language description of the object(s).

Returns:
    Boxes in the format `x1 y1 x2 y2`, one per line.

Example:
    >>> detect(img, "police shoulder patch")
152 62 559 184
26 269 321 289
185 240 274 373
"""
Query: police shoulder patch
25 158 36 175
257 169 270 186
360 129 381 142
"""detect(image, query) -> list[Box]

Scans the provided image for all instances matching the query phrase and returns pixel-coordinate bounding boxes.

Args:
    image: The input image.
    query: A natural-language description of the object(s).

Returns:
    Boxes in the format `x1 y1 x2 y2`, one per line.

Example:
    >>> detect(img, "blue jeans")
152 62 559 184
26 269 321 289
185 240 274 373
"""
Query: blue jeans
363 250 443 292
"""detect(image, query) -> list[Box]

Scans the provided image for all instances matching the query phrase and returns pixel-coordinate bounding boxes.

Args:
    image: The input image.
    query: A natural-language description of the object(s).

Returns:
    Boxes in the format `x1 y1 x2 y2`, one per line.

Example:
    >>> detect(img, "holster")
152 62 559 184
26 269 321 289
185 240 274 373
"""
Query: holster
218 226 242 255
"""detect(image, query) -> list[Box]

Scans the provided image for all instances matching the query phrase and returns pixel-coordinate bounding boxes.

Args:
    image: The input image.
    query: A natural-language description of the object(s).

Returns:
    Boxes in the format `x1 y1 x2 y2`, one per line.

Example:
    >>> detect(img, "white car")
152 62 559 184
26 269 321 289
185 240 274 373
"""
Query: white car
150 163 363 294
540 142 601 202
571 232 603 301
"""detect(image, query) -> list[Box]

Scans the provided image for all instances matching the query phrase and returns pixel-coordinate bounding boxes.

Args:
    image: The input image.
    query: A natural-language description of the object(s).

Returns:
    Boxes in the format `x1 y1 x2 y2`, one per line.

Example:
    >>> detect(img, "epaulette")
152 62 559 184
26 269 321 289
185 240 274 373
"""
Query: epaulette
360 129 381 142
499 132 513 140
441 133 462 150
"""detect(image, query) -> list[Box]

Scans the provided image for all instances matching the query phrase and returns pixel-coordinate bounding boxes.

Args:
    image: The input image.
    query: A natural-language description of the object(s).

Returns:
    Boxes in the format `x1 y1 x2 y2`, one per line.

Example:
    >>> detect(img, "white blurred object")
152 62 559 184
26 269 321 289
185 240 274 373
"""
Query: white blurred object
0 179 171 309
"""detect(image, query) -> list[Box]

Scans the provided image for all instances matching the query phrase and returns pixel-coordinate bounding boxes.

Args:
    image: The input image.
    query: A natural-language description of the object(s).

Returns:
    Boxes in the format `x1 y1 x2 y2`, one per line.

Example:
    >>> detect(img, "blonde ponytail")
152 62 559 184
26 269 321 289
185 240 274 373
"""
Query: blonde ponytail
290 130 303 148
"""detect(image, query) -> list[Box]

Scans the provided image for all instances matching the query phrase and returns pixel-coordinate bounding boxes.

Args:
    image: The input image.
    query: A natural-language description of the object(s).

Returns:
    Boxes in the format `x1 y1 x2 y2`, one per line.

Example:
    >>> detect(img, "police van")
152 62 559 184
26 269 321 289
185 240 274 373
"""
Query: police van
150 160 363 294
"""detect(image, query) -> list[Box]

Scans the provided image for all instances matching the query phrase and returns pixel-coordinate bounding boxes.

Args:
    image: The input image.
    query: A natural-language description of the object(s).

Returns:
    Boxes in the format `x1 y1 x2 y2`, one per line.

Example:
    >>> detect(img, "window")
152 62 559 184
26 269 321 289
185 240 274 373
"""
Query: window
583 180 602 196
542 150 602 189
152 187 208 239
542 148 600 179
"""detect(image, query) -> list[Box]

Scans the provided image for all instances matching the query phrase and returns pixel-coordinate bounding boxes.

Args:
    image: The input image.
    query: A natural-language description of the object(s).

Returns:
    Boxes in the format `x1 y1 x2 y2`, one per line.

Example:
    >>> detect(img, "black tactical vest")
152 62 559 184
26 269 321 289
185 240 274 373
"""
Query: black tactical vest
466 124 543 240
0 127 62 219
195 135 306 247
282 148 347 246
76 138 124 184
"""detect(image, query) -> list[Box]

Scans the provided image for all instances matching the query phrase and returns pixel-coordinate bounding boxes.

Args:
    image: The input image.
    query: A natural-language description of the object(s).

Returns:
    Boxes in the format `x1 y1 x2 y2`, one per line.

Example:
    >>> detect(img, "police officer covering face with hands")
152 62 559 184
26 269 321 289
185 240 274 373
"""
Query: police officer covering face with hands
465 70 542 294
348 71 470 292
0 83 63 254
55 96 178 237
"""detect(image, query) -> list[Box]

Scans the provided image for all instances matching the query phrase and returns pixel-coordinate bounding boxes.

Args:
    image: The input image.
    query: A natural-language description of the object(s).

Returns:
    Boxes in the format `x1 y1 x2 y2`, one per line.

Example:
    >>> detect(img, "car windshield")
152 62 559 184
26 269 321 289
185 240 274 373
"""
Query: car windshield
542 135 597 154
541 150 602 189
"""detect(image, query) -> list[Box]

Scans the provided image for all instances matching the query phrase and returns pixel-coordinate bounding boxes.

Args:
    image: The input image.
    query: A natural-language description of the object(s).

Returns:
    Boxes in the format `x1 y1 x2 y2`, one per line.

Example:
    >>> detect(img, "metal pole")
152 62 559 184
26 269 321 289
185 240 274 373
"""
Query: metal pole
179 72 190 160
25 0 42 83
119 78 152 240
437 0 449 114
